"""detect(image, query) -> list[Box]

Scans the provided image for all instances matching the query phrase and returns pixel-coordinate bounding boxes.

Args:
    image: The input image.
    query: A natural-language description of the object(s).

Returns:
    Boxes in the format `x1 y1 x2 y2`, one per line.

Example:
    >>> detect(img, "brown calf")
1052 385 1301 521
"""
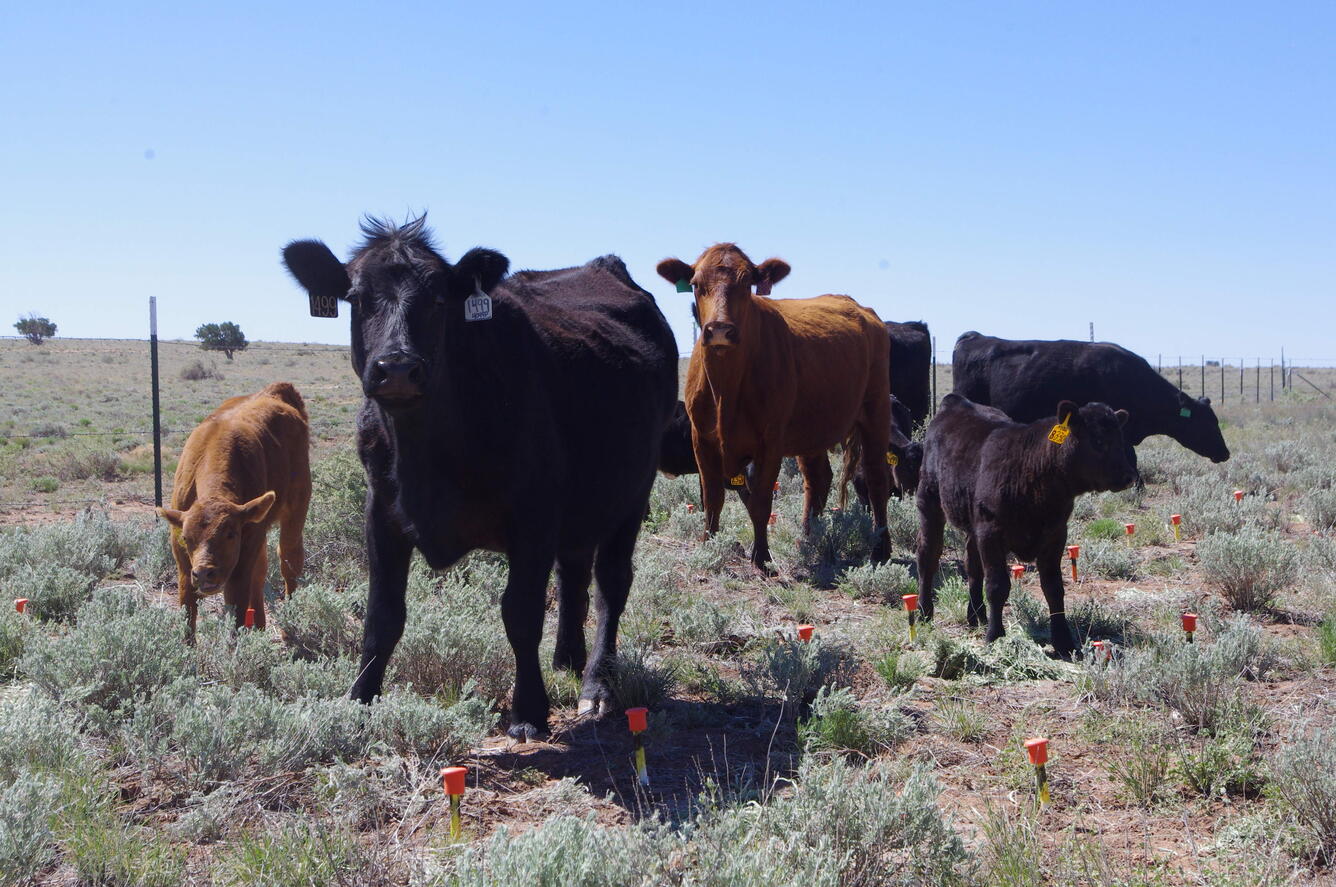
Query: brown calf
158 382 311 634
657 243 893 569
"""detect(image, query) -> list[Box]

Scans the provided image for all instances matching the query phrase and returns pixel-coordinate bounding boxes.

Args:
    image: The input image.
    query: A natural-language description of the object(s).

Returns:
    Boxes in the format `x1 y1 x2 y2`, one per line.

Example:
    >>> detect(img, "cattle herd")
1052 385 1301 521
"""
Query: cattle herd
157 215 1231 740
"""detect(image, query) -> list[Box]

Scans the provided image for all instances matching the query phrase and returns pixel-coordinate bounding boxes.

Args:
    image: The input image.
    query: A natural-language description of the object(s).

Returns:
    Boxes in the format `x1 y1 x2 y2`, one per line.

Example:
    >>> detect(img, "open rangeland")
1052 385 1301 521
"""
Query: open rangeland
2 337 1336 885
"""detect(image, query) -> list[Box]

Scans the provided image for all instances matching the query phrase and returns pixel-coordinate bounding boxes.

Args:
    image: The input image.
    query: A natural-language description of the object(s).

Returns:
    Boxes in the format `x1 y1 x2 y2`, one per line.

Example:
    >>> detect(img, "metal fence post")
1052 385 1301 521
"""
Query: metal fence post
150 298 163 507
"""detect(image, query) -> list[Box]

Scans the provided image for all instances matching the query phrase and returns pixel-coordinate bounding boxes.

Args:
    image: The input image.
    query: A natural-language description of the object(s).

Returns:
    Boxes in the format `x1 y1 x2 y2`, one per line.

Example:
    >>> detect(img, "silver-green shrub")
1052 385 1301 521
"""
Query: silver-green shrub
0 770 63 882
1198 528 1299 611
1270 726 1336 862
838 562 914 603
3 564 97 622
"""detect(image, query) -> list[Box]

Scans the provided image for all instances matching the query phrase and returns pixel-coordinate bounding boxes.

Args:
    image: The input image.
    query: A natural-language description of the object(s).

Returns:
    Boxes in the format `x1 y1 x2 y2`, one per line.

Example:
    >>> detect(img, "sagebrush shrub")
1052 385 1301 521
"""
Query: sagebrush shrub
1198 528 1299 611
0 509 144 579
838 561 914 603
3 564 97 622
0 692 89 782
0 770 63 883
798 685 910 757
1079 538 1138 580
743 637 857 719
271 583 363 660
302 447 368 583
1270 726 1336 862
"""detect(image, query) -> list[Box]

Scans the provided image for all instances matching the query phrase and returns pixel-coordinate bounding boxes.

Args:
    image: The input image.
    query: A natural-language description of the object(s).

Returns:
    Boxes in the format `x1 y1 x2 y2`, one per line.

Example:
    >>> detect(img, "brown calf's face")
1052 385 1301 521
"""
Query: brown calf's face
657 244 790 349
158 492 275 594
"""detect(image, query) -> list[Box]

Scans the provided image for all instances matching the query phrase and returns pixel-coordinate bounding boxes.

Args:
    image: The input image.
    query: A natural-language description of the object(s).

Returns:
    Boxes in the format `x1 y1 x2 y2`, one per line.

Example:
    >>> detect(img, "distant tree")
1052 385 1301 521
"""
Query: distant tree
14 314 57 345
195 322 248 360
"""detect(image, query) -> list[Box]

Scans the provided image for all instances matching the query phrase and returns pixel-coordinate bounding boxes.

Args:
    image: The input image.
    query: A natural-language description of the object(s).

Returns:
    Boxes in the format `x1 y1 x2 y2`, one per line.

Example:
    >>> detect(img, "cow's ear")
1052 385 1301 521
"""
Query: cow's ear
239 492 276 524
754 258 791 290
157 507 184 529
1200 396 1211 406
282 240 350 301
1056 400 1081 427
453 248 509 296
1114 409 1130 427
657 258 693 290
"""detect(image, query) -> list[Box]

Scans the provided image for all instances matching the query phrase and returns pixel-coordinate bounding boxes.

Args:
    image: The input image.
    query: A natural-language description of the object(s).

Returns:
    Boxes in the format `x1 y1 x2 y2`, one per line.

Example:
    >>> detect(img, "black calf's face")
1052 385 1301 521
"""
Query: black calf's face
1061 401 1137 493
1175 393 1230 463
282 218 508 409
893 441 923 494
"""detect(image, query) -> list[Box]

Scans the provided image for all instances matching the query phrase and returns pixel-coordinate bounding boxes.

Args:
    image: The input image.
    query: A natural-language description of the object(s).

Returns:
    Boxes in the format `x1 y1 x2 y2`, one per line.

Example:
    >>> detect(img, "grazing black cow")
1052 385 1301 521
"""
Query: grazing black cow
848 395 924 507
952 332 1229 476
282 217 677 739
915 394 1136 657
886 320 932 428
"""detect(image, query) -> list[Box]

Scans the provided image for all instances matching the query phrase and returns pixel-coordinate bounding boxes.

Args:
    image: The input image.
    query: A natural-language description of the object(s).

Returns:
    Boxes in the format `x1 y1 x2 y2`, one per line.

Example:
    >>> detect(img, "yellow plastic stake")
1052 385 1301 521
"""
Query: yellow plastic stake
1025 738 1050 807
441 767 467 840
1170 514 1182 541
627 707 649 787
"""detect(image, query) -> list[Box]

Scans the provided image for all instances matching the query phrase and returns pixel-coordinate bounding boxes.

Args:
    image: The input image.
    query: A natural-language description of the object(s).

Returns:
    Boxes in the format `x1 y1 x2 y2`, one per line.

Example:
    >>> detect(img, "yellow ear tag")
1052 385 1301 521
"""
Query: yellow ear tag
1048 415 1071 445
729 474 746 487
886 452 899 466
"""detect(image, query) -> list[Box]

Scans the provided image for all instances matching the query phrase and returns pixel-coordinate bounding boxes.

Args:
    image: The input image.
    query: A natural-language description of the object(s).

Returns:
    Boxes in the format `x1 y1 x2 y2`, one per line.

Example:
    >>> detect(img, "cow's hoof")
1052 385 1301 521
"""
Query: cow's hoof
507 721 549 742
576 696 609 717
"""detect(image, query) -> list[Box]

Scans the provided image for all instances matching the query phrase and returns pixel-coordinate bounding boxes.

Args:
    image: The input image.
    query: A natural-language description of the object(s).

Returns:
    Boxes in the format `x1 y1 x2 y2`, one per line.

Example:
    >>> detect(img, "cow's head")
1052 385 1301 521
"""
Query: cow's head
1054 401 1137 493
1173 391 1230 463
158 493 275 595
282 216 509 409
657 244 789 349
891 440 924 495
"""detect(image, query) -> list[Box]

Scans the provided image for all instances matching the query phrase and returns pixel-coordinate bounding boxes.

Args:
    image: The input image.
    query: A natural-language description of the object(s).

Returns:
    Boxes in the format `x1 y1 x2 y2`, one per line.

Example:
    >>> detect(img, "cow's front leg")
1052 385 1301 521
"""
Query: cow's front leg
502 550 556 740
746 451 783 571
351 490 414 704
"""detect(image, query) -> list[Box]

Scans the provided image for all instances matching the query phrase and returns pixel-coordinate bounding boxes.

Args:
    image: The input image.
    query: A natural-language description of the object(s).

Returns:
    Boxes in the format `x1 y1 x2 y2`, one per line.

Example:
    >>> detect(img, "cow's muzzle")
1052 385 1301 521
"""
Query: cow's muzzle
368 352 426 403
702 322 738 347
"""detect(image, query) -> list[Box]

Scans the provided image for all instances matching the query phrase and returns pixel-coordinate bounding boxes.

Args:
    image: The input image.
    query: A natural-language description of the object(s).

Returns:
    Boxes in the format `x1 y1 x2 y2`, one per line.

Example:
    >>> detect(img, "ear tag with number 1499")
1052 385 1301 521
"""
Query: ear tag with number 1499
464 278 492 322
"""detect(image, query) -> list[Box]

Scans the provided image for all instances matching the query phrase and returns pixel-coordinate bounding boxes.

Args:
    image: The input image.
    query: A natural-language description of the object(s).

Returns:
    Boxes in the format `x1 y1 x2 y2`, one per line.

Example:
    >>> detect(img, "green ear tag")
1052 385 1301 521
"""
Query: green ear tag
1179 407 1192 418
676 279 692 293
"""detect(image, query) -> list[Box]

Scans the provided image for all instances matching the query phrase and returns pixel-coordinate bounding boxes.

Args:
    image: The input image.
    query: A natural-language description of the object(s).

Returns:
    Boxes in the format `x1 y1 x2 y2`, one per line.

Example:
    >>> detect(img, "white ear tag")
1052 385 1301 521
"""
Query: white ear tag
464 277 492 322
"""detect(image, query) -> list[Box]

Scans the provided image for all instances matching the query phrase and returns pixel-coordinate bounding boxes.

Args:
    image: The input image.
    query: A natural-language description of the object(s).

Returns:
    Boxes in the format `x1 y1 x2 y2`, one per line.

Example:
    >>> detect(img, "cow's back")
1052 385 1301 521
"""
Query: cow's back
922 393 1015 528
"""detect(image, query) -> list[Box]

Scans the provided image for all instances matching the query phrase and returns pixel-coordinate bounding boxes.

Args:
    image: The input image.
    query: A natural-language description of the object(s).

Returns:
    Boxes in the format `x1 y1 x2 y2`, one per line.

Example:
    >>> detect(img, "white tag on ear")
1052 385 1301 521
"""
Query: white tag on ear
464 278 492 322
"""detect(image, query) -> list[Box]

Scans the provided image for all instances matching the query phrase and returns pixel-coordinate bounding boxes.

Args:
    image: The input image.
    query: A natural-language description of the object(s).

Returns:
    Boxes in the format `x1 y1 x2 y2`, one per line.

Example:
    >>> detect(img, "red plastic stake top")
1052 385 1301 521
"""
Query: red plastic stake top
796 624 815 642
1170 514 1182 525
773 481 780 493
441 766 467 796
626 707 648 734
902 594 919 612
1011 564 1024 579
1124 523 1135 535
1233 490 1244 502
686 503 696 513
1067 545 1080 559
14 598 27 614
768 512 778 526
1181 612 1198 633
1024 737 1049 766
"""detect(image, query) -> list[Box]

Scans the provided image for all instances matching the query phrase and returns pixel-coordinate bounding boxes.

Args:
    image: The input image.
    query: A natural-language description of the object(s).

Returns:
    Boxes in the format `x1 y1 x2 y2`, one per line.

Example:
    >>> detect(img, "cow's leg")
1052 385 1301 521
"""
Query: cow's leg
964 534 987 629
1037 546 1075 657
277 506 306 600
502 551 556 739
1127 443 1144 490
223 531 265 630
694 441 727 536
796 453 832 536
580 512 642 715
915 484 945 621
858 422 893 564
351 491 414 704
247 538 269 630
745 451 783 570
552 549 594 674
977 531 1012 643
171 533 198 640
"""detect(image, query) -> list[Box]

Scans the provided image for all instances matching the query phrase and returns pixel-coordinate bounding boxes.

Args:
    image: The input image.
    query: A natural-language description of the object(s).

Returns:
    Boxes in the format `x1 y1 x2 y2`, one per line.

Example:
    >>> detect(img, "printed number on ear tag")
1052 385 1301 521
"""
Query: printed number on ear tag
676 279 692 293
308 294 338 318
886 452 899 466
1179 407 1192 418
464 293 492 322
1048 424 1070 445
729 475 746 487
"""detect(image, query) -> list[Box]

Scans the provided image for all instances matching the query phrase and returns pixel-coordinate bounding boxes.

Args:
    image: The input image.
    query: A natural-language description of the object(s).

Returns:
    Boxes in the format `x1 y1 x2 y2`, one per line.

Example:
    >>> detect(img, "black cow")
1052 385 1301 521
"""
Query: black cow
282 217 677 739
886 320 932 428
848 395 923 506
952 332 1229 477
915 394 1136 657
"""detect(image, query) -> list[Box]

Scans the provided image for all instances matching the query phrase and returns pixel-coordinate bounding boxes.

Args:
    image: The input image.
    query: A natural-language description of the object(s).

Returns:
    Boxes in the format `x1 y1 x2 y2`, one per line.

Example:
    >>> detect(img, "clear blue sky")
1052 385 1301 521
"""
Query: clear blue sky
4 1 1333 362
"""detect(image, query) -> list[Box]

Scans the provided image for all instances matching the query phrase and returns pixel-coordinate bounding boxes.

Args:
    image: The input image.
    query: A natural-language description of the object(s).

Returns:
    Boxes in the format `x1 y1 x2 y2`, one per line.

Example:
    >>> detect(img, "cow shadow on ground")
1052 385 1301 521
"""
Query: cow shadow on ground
474 697 796 823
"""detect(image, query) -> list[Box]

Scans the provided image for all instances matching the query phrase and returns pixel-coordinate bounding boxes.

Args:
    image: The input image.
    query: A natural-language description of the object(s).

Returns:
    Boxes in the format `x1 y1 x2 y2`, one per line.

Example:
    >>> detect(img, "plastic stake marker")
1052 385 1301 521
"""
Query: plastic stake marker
796 624 815 643
1170 514 1182 541
1124 523 1136 539
14 598 26 614
686 504 696 513
1233 490 1244 503
1181 612 1197 644
773 481 780 493
1025 737 1050 806
768 512 778 527
244 607 255 629
441 767 467 839
1092 640 1111 662
1011 564 1024 581
626 707 649 786
902 594 918 641
1066 545 1080 582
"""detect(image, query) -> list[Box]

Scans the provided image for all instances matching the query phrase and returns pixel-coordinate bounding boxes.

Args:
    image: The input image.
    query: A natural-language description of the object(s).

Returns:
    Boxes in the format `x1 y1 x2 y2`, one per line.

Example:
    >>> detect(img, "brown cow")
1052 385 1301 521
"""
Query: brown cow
158 382 311 634
657 243 894 569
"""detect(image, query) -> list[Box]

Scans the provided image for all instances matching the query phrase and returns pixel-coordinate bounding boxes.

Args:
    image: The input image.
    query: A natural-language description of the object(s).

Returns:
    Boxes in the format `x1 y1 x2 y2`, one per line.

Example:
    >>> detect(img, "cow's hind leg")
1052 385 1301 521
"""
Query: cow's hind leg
503 551 557 740
915 484 945 621
580 513 643 715
796 453 833 536
977 532 1012 643
858 418 892 564
553 549 594 674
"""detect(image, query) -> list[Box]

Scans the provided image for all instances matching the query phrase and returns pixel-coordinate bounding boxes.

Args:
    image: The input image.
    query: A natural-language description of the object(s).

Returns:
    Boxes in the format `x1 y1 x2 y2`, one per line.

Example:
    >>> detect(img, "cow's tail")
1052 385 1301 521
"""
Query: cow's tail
837 434 861 510
262 382 308 422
